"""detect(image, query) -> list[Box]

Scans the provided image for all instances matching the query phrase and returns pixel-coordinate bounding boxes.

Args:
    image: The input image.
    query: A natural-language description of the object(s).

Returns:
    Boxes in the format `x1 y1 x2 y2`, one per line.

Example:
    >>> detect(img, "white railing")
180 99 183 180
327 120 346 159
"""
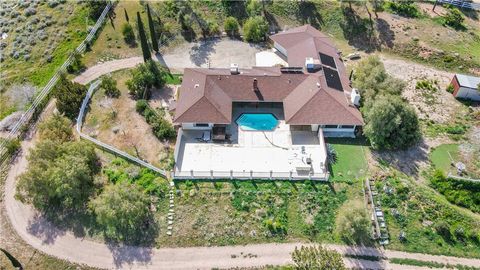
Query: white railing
172 169 329 181
438 0 480 10
76 80 167 177
0 3 113 164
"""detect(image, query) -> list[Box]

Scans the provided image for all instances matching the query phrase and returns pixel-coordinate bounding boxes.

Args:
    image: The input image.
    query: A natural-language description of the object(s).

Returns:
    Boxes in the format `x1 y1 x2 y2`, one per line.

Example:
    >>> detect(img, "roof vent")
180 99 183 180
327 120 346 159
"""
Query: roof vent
316 82 321 88
230 63 239 75
351 88 361 106
194 83 200 88
253 78 258 91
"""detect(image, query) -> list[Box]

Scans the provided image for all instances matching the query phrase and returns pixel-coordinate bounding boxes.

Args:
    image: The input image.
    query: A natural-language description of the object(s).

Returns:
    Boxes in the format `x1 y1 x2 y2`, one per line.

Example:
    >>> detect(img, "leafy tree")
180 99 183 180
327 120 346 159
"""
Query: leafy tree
224 16 239 37
54 74 87 120
336 204 372 245
443 6 464 29
86 1 107 20
126 60 166 99
38 113 73 143
124 8 129 22
292 245 346 270
246 0 262 17
16 140 98 213
3 138 20 156
100 74 120 98
243 16 268 43
353 56 405 105
89 182 152 240
146 4 159 53
66 51 85 74
136 12 151 62
122 23 136 46
364 95 420 150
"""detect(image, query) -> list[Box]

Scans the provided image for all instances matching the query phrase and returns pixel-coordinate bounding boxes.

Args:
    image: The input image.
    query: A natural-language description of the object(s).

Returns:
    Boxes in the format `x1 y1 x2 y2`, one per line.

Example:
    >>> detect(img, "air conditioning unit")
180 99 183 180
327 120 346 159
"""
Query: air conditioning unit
230 63 239 75
351 88 361 106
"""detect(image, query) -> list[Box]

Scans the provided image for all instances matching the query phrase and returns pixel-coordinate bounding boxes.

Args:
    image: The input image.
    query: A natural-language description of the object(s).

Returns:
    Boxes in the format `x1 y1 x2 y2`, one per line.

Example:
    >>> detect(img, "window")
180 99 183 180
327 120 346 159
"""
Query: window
340 125 354 129
324 125 338 129
194 123 209 127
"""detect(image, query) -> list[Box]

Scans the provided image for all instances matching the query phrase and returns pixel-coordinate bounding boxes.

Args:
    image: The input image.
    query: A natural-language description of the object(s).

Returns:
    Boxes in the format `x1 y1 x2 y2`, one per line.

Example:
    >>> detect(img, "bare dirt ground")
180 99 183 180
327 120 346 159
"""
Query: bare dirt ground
83 72 173 168
381 56 459 124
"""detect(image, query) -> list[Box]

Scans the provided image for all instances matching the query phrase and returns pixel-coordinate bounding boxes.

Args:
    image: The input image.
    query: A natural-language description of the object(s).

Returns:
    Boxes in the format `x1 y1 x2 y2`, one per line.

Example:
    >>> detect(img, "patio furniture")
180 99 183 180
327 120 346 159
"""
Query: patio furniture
196 131 211 142
212 126 227 141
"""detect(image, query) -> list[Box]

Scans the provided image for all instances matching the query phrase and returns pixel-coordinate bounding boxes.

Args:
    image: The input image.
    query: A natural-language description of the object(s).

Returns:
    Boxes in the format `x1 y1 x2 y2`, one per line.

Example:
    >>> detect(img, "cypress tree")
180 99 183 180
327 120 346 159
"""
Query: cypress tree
136 12 150 62
146 4 159 53
124 8 129 22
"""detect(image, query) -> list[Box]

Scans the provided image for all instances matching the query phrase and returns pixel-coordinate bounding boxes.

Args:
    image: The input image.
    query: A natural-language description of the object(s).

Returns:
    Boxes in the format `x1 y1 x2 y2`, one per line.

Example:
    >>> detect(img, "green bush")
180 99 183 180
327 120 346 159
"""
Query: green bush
136 99 148 114
122 22 136 46
54 74 87 120
446 84 454 94
127 60 166 99
443 6 464 29
385 0 420 18
100 74 120 98
4 138 21 156
243 16 268 43
38 113 73 143
224 16 239 37
66 51 85 74
137 101 176 141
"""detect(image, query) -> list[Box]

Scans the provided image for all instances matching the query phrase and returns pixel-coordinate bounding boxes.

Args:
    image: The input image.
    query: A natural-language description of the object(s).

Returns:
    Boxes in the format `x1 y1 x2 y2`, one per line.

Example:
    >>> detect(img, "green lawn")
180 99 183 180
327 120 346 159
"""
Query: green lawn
326 138 369 182
430 144 459 174
163 73 182 85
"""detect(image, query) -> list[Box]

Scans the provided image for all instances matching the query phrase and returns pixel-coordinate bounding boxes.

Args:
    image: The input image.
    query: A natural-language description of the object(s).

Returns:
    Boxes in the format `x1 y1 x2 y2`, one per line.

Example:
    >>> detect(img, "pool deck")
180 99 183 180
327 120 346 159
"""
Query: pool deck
173 120 328 180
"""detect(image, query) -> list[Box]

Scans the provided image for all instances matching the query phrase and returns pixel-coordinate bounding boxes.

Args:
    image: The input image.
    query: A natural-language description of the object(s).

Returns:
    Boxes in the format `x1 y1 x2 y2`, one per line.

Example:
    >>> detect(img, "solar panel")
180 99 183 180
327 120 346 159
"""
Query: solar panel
323 67 343 91
280 67 304 73
319 53 336 69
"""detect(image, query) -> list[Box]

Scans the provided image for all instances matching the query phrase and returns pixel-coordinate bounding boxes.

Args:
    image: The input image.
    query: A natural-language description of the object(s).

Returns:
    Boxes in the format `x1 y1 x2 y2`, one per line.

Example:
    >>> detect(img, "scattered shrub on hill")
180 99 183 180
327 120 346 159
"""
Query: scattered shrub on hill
336 203 373 245
121 22 136 46
127 60 166 99
100 74 120 98
243 16 268 43
136 100 175 140
3 138 21 157
385 0 420 18
89 181 153 241
54 74 87 120
38 113 73 143
430 169 480 213
224 16 239 37
246 0 263 17
292 245 347 270
443 6 465 29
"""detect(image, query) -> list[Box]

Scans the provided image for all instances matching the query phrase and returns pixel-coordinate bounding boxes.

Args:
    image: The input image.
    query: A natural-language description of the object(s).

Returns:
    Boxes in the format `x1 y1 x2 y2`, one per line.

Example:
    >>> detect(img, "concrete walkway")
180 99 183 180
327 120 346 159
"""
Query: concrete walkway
74 38 264 85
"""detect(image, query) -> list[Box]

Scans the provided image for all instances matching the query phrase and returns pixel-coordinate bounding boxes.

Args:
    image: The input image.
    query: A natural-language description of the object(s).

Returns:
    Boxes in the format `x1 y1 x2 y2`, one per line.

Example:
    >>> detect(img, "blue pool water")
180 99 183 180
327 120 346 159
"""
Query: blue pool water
236 113 278 131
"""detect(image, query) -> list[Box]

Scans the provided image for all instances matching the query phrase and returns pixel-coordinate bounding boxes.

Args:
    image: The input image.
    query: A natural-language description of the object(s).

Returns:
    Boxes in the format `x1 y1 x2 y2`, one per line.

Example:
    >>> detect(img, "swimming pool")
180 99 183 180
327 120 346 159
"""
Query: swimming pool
236 113 278 131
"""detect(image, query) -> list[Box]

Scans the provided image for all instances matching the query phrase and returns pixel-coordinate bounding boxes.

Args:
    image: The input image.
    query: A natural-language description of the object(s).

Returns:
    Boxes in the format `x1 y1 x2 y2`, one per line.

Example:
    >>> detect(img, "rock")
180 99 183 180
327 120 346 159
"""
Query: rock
167 226 173 230
168 220 173 225
0 111 24 131
189 189 196 197
111 126 120 134
168 216 173 221
167 231 172 236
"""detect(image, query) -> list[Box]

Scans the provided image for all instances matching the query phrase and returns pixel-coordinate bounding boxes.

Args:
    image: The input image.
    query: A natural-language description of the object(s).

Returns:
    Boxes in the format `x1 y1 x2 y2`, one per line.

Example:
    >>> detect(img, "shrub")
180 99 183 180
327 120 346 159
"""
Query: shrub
136 99 148 114
121 22 136 46
224 16 239 37
446 84 454 94
126 60 166 99
364 95 420 150
336 204 373 245
434 221 452 241
385 0 420 18
38 113 72 142
292 245 346 270
54 74 87 120
243 16 268 43
137 101 176 140
443 6 464 29
66 51 85 74
100 74 120 98
246 0 262 17
4 138 21 156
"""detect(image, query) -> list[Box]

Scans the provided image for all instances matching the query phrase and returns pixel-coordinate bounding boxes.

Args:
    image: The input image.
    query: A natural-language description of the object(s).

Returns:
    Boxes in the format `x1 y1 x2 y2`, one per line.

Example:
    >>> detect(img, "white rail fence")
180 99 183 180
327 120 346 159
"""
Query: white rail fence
173 170 329 181
0 3 112 164
437 0 480 10
76 81 168 176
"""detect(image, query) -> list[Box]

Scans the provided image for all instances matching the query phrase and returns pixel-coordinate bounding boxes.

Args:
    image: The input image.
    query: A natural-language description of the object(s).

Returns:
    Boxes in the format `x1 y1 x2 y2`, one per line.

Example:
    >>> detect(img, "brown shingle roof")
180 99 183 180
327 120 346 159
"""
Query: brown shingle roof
174 25 363 126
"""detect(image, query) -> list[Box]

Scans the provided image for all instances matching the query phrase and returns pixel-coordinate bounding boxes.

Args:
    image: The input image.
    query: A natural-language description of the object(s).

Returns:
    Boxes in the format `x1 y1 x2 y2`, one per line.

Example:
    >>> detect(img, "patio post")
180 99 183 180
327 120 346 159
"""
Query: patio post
210 170 213 179
250 170 253 180
190 169 194 177
230 170 233 180
289 170 292 180
270 170 273 180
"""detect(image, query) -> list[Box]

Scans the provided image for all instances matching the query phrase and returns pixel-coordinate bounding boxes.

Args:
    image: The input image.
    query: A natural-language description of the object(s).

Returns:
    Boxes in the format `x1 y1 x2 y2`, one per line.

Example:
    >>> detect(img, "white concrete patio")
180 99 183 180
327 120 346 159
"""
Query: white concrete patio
173 122 328 180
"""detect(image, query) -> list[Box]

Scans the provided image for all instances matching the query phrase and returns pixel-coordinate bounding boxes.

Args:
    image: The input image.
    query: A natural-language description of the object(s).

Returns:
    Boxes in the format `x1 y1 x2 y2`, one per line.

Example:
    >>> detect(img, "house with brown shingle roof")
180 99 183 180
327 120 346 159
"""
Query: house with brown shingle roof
172 25 363 180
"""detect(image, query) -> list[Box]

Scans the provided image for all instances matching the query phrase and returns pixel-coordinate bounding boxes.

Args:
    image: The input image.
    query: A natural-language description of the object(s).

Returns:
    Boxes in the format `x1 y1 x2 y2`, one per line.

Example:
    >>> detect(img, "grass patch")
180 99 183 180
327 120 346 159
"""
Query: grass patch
326 138 369 182
430 144 459 174
163 73 182 85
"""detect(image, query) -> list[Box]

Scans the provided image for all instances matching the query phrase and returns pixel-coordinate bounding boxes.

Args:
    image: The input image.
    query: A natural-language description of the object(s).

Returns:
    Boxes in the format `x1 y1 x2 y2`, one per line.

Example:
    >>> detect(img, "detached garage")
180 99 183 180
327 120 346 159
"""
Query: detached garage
451 74 480 101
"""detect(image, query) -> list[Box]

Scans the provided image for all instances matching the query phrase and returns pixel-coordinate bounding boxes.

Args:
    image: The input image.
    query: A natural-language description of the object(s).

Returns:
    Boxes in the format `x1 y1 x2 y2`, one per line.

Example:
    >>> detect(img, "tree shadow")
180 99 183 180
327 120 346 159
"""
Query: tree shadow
0 248 23 269
189 38 219 67
297 1 324 29
340 6 379 53
371 139 430 177
26 213 67 245
459 7 479 21
265 10 281 33
106 243 154 268
376 18 395 49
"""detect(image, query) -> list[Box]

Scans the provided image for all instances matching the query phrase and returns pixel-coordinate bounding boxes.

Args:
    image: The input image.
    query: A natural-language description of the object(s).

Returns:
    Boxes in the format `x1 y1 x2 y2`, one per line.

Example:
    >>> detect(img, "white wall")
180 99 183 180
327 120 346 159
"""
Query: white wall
456 87 480 101
181 123 213 130
274 42 287 57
